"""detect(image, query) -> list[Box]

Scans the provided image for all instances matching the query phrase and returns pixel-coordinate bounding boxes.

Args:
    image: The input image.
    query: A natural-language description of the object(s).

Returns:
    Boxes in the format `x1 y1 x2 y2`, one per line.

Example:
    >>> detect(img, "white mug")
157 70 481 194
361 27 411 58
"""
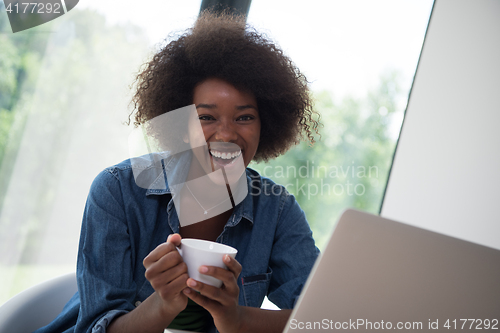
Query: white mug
177 238 238 287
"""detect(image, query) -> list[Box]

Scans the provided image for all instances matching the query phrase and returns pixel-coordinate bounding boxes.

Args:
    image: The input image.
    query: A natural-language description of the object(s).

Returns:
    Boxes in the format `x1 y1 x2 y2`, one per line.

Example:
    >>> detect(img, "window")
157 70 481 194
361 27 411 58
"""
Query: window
0 0 432 304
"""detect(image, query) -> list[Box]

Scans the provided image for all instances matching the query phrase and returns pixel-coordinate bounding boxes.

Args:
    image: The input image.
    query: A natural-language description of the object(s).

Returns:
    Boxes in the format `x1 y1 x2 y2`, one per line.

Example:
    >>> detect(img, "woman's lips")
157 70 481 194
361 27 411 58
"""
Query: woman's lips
209 149 241 159
209 149 242 167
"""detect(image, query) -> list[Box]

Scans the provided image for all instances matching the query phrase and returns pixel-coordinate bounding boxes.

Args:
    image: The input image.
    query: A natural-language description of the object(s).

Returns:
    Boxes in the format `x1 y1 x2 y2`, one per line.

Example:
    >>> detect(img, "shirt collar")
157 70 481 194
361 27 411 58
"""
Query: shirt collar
143 151 192 196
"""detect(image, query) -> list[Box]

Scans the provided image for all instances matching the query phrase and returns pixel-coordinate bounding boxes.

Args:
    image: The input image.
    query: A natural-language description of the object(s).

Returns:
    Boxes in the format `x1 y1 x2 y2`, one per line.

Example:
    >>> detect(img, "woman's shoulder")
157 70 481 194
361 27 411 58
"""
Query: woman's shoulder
102 158 133 174
94 153 171 186
85 159 135 197
90 156 163 194
102 153 169 175
89 158 134 186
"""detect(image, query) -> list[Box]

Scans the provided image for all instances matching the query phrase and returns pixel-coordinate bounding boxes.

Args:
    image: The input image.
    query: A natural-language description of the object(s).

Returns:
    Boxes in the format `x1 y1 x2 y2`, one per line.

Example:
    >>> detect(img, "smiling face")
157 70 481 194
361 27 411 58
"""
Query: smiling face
191 78 261 173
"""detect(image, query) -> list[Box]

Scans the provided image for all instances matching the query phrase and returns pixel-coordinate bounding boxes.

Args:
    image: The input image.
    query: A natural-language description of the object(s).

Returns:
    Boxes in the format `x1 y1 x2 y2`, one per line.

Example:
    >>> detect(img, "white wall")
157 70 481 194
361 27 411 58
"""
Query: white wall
381 0 500 250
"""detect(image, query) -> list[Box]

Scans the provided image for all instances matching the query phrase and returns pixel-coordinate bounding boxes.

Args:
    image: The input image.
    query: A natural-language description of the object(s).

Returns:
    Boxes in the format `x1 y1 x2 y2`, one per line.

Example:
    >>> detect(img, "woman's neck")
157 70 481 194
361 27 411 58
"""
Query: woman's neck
179 209 233 242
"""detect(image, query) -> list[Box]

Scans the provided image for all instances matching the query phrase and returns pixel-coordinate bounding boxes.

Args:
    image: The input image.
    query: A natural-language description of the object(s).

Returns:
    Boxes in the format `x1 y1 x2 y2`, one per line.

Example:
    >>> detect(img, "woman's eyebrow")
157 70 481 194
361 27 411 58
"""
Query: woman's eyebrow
195 103 216 109
195 103 257 110
235 104 257 110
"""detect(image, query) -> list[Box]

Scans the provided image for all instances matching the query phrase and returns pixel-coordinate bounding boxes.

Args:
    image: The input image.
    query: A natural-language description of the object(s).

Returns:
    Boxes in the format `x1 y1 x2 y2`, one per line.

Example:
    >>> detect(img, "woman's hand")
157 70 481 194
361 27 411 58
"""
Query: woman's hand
143 233 189 318
108 234 188 333
183 254 244 333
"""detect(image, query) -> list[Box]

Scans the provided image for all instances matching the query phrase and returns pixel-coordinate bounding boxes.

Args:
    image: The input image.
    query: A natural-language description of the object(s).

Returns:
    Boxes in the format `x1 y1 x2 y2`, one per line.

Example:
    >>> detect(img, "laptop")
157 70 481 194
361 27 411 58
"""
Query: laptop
283 209 500 332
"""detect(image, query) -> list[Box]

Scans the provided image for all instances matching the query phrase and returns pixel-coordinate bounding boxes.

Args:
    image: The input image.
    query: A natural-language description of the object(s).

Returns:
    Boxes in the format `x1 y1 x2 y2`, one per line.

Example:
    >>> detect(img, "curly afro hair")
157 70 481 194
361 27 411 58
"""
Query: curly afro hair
130 11 320 162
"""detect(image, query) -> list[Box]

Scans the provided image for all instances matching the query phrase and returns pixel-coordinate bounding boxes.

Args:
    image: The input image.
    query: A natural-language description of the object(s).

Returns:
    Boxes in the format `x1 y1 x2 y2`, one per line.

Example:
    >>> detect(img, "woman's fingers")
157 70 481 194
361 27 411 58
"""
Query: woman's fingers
141 234 189 315
142 234 188 296
143 234 182 268
144 246 182 277
183 257 244 333
223 255 242 277
167 233 182 246
186 278 225 303
157 270 189 299
148 257 188 287
184 256 242 305
205 255 242 295
183 284 217 309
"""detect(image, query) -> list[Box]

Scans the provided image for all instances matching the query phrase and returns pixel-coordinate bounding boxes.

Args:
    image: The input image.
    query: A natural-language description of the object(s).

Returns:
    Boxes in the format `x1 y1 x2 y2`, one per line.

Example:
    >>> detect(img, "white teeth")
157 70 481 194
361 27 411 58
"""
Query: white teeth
210 149 241 160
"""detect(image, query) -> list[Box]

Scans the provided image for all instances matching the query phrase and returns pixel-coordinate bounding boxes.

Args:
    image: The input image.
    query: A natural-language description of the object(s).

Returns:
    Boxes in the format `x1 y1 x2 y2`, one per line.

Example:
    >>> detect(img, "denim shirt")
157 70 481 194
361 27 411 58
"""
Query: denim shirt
34 157 319 333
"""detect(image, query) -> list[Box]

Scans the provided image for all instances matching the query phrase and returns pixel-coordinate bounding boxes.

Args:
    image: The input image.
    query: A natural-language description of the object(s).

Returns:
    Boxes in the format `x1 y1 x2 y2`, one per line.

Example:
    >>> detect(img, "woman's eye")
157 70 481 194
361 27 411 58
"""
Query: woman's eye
237 115 255 121
198 115 215 121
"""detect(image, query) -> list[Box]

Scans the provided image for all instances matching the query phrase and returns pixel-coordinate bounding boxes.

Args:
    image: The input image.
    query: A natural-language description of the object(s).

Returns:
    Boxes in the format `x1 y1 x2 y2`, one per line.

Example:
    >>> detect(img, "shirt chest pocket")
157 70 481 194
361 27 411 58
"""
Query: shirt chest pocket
240 267 272 307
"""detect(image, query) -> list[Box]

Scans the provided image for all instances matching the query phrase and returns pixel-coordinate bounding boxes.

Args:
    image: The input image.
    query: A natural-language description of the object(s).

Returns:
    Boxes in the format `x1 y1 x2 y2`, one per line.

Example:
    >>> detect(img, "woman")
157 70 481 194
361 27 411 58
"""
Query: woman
35 10 320 333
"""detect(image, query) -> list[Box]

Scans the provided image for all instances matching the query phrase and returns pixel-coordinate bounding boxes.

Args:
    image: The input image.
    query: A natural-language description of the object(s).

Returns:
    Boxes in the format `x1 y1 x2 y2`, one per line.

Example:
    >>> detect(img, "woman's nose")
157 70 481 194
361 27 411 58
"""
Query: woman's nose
214 121 237 142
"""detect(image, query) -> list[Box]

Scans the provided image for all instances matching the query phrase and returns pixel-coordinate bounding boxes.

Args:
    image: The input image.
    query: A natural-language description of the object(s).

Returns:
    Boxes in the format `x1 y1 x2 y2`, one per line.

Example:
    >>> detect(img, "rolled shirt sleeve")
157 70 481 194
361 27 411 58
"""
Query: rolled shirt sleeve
90 310 128 333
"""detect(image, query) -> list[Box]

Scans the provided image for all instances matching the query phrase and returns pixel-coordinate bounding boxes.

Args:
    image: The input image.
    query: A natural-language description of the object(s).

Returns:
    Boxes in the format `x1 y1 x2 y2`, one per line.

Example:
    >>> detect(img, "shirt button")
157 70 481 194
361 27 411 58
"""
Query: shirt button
135 301 142 307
